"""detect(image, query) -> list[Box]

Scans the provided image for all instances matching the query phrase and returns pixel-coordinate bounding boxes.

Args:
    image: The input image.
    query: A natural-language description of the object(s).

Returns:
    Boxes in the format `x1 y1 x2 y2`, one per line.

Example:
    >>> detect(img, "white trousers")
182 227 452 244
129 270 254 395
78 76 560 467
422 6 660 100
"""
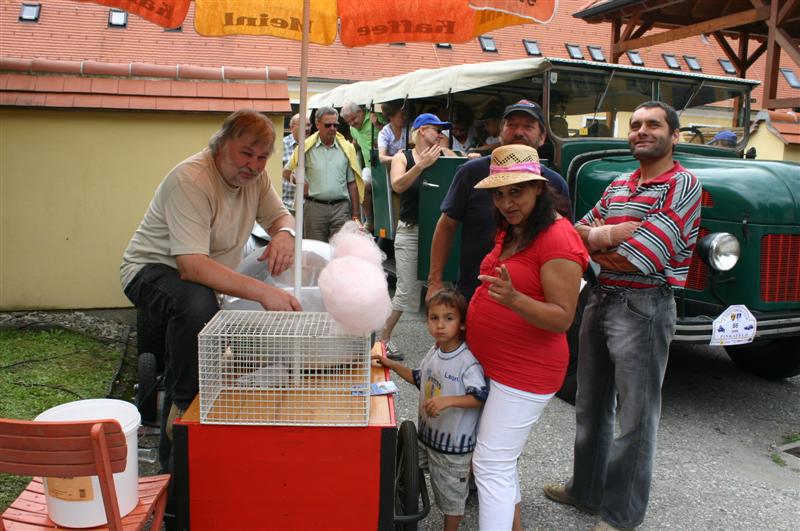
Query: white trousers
473 380 554 530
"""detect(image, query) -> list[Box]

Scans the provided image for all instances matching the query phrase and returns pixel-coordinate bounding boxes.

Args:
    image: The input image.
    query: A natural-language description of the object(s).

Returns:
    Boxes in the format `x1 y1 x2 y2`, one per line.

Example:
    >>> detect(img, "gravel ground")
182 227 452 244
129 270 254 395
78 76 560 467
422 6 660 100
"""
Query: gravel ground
5 308 797 530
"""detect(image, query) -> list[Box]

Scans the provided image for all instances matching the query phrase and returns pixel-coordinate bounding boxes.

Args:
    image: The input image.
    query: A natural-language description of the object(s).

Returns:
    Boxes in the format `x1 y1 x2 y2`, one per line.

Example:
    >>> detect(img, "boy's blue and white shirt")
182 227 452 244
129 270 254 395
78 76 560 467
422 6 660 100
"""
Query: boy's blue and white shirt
412 342 488 454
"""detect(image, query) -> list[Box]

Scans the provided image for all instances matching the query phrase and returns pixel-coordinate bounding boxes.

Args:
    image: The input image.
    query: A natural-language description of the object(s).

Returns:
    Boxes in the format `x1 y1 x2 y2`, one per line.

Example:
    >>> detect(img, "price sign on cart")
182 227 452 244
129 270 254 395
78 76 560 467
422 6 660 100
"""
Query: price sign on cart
710 304 757 346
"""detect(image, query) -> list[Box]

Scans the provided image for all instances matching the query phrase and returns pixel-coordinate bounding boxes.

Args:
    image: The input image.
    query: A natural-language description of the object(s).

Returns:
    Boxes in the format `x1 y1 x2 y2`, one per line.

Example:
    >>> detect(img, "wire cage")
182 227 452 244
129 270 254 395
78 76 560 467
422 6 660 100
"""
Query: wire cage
198 310 372 426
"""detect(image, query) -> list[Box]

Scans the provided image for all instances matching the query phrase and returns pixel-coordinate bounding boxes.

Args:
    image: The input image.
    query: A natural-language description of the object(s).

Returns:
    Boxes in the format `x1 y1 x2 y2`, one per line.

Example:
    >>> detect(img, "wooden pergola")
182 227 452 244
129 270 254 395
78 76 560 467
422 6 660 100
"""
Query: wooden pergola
574 0 800 110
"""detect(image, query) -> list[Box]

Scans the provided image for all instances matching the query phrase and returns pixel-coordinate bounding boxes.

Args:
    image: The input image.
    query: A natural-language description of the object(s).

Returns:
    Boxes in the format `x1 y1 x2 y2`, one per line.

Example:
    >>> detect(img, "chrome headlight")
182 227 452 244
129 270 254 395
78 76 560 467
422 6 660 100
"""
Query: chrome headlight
696 232 740 271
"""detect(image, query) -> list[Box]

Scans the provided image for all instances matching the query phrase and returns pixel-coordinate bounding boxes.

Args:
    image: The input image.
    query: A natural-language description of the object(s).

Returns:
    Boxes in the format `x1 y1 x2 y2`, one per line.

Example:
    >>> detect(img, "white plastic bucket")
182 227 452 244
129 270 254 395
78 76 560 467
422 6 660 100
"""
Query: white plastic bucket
34 399 140 528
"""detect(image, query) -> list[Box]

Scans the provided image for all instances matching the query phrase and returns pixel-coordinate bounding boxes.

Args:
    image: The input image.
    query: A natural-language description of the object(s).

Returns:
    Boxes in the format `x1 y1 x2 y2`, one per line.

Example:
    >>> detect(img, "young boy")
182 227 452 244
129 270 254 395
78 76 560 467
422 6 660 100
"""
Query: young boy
373 289 487 531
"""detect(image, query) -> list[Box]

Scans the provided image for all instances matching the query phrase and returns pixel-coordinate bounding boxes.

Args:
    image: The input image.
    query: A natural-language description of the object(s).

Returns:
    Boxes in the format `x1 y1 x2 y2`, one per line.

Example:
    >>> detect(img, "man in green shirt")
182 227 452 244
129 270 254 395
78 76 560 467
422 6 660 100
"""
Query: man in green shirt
341 102 386 232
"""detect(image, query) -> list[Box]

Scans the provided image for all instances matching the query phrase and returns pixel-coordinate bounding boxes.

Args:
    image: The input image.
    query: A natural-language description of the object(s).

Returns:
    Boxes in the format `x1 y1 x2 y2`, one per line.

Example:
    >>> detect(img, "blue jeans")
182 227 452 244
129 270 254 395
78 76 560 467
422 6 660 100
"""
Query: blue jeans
566 286 676 529
124 263 219 411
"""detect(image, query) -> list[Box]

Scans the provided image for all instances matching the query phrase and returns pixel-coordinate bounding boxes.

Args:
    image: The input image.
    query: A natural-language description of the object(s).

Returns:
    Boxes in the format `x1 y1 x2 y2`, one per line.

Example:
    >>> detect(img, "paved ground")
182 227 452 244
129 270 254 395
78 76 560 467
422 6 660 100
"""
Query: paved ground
78 306 799 530
385 309 800 531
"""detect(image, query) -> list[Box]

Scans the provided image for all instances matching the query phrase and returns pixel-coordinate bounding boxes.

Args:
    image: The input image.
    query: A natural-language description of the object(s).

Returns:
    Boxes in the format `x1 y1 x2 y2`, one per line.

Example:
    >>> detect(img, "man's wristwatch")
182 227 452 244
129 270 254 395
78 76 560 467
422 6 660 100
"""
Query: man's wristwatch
277 227 296 238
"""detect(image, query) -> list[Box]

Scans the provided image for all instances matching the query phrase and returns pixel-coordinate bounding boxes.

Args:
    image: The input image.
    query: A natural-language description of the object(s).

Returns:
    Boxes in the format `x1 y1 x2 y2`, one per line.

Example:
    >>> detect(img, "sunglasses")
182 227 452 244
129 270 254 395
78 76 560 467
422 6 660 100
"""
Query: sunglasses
322 122 339 129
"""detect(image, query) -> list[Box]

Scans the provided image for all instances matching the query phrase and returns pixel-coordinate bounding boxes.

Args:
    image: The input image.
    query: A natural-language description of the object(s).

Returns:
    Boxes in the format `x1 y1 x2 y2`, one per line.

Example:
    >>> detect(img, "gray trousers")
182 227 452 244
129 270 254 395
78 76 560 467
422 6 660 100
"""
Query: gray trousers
567 285 676 529
303 199 350 243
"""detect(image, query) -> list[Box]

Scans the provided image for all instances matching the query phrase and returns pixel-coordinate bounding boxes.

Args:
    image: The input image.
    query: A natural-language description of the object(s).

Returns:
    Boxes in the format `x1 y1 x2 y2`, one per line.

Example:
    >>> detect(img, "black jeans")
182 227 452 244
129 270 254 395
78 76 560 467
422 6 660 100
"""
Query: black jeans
124 263 219 411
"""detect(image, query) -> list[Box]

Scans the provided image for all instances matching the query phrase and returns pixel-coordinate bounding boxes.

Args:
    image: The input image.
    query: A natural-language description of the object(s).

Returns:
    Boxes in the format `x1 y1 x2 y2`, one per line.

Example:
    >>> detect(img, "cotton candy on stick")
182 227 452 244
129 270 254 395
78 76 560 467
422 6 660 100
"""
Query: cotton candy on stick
319 222 391 335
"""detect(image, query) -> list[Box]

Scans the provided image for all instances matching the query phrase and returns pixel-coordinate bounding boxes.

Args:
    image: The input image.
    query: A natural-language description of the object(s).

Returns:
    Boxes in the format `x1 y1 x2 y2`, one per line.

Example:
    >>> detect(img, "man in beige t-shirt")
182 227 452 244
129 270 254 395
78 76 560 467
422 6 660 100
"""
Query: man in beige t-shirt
121 110 300 467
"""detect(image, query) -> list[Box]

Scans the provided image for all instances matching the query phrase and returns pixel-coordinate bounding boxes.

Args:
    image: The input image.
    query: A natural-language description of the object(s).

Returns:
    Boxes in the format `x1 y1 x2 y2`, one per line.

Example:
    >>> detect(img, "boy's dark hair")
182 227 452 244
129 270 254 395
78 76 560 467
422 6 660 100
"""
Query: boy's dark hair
426 288 467 326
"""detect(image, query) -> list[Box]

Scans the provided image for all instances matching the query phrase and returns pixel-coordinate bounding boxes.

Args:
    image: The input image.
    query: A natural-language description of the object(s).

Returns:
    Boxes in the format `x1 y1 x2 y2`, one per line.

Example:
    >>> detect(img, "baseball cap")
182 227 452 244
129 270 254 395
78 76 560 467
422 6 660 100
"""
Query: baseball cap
709 130 737 146
412 113 452 130
503 99 545 125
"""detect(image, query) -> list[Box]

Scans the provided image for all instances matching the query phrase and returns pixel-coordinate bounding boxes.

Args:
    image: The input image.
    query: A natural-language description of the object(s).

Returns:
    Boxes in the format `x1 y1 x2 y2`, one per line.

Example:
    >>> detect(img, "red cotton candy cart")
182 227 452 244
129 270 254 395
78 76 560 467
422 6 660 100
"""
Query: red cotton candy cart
171 310 428 530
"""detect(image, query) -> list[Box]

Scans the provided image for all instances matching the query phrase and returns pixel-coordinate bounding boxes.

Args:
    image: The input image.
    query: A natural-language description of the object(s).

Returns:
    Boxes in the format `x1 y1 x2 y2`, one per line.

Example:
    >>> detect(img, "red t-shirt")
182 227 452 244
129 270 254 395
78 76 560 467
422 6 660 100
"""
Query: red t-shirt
466 218 589 394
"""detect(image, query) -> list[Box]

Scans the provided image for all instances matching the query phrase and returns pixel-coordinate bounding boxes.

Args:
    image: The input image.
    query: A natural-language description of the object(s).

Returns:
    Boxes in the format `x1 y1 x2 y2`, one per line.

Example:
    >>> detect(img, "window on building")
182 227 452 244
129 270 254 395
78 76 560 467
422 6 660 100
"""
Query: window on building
523 39 541 56
19 3 41 21
700 33 711 45
389 42 405 46
108 9 127 27
165 25 183 32
718 58 736 74
684 55 702 71
626 50 644 66
479 36 497 52
662 53 680 70
565 43 584 59
587 45 606 62
781 68 800 89
436 43 452 49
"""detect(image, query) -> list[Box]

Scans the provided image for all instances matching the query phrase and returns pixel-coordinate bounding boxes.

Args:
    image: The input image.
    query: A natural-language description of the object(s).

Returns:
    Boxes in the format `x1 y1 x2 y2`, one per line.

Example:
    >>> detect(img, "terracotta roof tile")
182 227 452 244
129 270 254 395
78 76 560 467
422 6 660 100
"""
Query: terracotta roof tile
0 92 17 105
129 95 157 110
44 93 75 107
6 74 35 91
35 77 65 92
0 58 30 72
221 83 249 99
171 81 197 97
131 63 177 78
91 78 119 94
178 65 222 80
31 59 79 74
155 96 183 111
197 83 224 98
118 79 146 94
63 77 92 93
84 61 129 76
209 99 236 112
143 79 172 96
101 94 130 109
16 92 46 106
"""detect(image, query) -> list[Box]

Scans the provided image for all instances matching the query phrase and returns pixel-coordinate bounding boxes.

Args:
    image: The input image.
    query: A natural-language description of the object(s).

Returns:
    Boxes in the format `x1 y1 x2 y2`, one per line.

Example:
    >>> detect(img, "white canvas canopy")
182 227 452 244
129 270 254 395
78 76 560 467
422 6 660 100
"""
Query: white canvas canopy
308 58 552 108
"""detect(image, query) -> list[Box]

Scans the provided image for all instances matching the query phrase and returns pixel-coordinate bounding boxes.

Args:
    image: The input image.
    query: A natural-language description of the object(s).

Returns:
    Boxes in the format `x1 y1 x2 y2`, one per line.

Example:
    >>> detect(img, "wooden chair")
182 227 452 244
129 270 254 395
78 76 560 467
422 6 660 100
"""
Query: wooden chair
0 418 170 531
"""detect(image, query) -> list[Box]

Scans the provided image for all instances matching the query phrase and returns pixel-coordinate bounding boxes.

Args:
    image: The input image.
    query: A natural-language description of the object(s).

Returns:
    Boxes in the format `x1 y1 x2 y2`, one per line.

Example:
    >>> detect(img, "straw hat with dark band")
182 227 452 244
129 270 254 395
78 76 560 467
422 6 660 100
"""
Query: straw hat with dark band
474 144 548 189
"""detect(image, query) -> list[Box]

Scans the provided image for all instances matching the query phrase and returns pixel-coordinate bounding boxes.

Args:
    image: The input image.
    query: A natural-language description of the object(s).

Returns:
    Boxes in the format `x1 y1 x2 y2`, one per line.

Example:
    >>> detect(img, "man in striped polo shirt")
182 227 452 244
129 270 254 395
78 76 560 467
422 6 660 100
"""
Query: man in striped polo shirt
544 101 702 531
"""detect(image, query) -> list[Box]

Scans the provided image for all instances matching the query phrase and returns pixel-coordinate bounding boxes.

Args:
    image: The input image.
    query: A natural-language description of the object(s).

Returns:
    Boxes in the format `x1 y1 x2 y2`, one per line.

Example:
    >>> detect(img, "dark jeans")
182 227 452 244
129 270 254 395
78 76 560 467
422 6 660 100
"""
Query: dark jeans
124 263 219 411
566 286 676 529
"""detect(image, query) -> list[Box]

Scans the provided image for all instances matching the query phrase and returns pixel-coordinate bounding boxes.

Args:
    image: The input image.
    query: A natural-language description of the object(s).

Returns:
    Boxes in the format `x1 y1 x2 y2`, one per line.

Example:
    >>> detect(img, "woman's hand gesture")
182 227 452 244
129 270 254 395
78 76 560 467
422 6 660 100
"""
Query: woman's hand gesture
478 264 519 307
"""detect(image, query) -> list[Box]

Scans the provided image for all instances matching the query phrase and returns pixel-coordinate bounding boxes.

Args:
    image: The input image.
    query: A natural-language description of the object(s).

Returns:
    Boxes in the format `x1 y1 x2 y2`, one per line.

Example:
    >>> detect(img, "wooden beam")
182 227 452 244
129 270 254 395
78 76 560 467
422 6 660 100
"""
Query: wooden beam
775 28 800 68
737 30 749 77
744 40 768 70
630 22 653 40
614 7 770 54
778 0 799 25
611 17 622 63
763 96 800 109
762 0 780 107
620 9 642 42
712 31 744 73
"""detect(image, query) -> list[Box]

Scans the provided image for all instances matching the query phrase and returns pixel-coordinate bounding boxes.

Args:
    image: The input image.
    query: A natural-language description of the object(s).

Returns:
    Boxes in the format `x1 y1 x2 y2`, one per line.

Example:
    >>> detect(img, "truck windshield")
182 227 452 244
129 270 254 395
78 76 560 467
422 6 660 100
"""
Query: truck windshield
548 68 750 149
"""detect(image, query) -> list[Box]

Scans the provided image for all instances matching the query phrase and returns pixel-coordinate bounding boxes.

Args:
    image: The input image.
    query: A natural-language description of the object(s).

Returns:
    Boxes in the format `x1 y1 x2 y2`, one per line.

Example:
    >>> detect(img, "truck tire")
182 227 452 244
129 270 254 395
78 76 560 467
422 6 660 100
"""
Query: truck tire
557 286 590 404
725 339 800 379
395 420 420 531
137 352 159 424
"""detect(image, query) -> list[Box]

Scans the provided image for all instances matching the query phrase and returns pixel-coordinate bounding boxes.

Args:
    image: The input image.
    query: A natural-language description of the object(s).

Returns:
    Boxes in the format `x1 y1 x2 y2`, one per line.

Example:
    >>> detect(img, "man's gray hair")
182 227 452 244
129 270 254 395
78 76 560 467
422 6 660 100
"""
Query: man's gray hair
340 102 361 118
315 106 339 123
208 109 275 155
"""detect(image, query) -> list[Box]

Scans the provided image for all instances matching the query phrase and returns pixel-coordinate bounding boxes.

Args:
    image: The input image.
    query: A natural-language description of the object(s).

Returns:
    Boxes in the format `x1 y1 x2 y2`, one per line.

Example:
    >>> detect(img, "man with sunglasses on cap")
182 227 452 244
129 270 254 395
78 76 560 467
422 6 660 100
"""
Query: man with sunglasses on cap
427 99 570 303
286 106 364 242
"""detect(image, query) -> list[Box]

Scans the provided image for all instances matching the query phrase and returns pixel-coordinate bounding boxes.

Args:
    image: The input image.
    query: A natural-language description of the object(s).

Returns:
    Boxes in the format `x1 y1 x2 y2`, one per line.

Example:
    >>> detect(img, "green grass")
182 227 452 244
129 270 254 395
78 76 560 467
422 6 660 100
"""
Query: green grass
782 432 800 445
0 327 124 510
770 452 787 467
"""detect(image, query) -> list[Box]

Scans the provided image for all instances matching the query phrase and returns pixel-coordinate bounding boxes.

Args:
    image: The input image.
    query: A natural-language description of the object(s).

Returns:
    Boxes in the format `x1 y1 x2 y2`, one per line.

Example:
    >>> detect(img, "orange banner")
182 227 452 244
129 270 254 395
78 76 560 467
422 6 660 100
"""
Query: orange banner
339 0 497 47
75 0 189 29
468 0 557 24
194 0 338 44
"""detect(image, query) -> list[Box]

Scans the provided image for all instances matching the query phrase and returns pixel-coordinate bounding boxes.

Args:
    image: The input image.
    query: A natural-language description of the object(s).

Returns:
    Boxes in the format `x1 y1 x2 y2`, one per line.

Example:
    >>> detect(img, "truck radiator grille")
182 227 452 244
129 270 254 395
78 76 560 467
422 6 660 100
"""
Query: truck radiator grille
700 190 714 208
686 227 709 291
761 234 800 302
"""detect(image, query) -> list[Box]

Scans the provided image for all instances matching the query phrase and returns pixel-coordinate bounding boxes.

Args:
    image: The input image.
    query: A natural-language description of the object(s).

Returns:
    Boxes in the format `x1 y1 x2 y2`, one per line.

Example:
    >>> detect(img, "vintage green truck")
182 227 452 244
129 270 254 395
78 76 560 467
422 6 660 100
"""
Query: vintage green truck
308 57 800 398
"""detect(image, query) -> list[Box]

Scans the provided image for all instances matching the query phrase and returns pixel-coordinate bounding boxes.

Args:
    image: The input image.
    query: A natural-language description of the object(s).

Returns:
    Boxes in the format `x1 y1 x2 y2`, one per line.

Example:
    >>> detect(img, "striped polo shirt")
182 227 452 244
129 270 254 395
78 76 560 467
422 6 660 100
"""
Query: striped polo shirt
577 161 702 290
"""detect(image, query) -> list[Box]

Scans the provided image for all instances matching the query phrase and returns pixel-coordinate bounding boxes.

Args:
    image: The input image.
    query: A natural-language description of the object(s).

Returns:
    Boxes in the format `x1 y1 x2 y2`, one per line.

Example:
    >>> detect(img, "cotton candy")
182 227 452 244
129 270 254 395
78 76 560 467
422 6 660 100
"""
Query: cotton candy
318 256 391 335
329 220 383 267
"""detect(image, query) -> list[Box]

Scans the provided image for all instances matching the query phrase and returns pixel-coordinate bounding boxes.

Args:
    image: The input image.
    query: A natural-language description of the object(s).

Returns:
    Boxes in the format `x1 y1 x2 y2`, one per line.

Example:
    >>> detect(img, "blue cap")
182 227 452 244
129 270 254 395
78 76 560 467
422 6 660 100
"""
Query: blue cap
412 113 452 130
709 130 737 146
